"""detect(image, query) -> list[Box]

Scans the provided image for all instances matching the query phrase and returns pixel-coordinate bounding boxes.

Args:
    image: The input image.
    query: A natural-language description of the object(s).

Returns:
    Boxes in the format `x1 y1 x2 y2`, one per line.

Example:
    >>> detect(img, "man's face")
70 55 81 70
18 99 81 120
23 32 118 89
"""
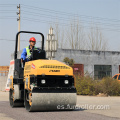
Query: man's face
29 41 36 47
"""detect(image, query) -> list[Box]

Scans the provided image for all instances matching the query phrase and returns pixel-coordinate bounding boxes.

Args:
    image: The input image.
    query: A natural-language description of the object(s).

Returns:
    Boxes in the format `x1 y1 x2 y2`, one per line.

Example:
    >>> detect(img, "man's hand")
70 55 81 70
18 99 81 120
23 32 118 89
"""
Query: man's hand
37 49 41 53
21 58 23 63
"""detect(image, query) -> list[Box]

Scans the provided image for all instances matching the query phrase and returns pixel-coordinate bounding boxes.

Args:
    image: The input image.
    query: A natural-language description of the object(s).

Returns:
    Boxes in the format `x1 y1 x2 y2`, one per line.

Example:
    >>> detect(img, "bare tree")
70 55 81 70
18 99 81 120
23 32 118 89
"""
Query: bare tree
52 18 108 51
54 22 59 48
88 25 108 51
60 29 64 49
52 21 65 49
65 18 86 50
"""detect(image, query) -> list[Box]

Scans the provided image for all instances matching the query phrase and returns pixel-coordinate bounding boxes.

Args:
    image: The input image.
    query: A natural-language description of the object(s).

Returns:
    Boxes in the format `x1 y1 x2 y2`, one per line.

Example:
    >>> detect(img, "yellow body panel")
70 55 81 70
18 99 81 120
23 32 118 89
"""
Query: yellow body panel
24 60 73 76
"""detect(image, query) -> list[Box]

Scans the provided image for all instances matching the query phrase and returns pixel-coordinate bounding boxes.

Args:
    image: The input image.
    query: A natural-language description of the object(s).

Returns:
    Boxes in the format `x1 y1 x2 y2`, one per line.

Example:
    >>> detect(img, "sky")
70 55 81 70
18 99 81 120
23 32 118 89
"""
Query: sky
0 0 120 65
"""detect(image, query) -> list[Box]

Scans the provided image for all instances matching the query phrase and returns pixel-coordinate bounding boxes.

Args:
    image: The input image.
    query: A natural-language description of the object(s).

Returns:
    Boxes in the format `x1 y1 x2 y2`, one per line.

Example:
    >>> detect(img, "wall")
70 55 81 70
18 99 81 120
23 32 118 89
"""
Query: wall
0 76 7 91
54 49 120 77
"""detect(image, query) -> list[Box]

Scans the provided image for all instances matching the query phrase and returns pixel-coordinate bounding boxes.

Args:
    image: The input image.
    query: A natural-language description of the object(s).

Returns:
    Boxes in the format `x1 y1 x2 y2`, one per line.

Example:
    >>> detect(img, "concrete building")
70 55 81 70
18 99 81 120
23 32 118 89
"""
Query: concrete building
54 49 120 79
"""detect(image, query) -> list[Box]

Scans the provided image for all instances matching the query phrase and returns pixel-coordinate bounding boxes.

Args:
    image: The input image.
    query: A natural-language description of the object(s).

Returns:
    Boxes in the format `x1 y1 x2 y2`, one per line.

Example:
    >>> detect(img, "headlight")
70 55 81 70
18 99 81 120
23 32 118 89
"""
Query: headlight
64 80 69 84
41 79 46 84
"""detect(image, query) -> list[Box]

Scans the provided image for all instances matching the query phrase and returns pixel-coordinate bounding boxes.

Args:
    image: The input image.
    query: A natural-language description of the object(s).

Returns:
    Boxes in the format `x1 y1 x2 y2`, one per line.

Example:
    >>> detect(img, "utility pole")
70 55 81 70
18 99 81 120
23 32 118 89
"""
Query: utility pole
17 4 21 51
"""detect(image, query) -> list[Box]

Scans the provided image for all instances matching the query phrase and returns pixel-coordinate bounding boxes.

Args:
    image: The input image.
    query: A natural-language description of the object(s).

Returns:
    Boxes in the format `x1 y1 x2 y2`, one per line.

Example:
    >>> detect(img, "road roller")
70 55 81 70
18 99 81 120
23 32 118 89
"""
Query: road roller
9 31 77 111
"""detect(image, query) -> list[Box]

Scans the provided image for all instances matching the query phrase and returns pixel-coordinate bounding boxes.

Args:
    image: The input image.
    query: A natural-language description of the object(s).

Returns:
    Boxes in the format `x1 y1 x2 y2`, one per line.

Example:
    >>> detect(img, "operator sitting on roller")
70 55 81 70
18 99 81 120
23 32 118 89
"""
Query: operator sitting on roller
21 37 37 62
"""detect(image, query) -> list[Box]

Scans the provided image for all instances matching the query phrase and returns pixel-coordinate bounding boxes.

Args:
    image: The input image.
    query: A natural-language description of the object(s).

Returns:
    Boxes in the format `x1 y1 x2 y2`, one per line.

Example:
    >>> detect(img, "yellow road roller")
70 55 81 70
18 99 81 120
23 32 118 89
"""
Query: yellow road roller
9 31 77 111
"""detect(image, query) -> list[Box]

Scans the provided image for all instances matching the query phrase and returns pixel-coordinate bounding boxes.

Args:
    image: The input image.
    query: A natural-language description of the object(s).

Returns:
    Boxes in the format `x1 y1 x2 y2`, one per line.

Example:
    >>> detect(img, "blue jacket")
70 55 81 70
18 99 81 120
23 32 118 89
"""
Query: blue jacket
21 48 27 61
21 46 35 61
21 46 39 61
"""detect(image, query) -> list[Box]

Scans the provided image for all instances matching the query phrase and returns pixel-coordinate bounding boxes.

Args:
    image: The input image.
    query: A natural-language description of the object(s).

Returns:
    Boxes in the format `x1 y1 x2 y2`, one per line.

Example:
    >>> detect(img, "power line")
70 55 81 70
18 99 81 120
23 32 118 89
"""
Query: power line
21 10 120 27
0 4 120 27
0 12 16 13
0 12 119 32
0 39 41 42
0 4 17 5
0 39 22 41
0 18 16 19
0 10 16 11
21 4 120 23
0 16 16 17
0 4 119 33
0 17 16 19
21 5 120 31
22 17 120 32
0 4 119 23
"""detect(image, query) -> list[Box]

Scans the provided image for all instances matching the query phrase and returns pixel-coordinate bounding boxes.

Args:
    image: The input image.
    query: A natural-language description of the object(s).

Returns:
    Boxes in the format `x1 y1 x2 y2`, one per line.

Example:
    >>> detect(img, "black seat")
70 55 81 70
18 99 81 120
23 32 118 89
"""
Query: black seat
31 49 46 60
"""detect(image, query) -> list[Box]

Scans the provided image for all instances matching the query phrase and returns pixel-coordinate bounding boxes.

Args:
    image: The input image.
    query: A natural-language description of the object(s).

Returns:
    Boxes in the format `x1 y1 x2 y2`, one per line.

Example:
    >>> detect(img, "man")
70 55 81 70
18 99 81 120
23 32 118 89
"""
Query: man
21 37 37 62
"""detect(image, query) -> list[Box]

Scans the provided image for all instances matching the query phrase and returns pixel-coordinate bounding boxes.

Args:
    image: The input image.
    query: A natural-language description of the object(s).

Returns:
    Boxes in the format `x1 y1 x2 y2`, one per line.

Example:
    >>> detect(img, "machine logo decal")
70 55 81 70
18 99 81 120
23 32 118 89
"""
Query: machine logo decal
49 70 60 72
31 63 35 69
39 65 70 69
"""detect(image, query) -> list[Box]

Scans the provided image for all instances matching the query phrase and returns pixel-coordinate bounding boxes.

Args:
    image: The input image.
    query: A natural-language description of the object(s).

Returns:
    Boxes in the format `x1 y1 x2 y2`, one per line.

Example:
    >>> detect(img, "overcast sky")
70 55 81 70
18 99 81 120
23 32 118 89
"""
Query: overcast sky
0 0 120 66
